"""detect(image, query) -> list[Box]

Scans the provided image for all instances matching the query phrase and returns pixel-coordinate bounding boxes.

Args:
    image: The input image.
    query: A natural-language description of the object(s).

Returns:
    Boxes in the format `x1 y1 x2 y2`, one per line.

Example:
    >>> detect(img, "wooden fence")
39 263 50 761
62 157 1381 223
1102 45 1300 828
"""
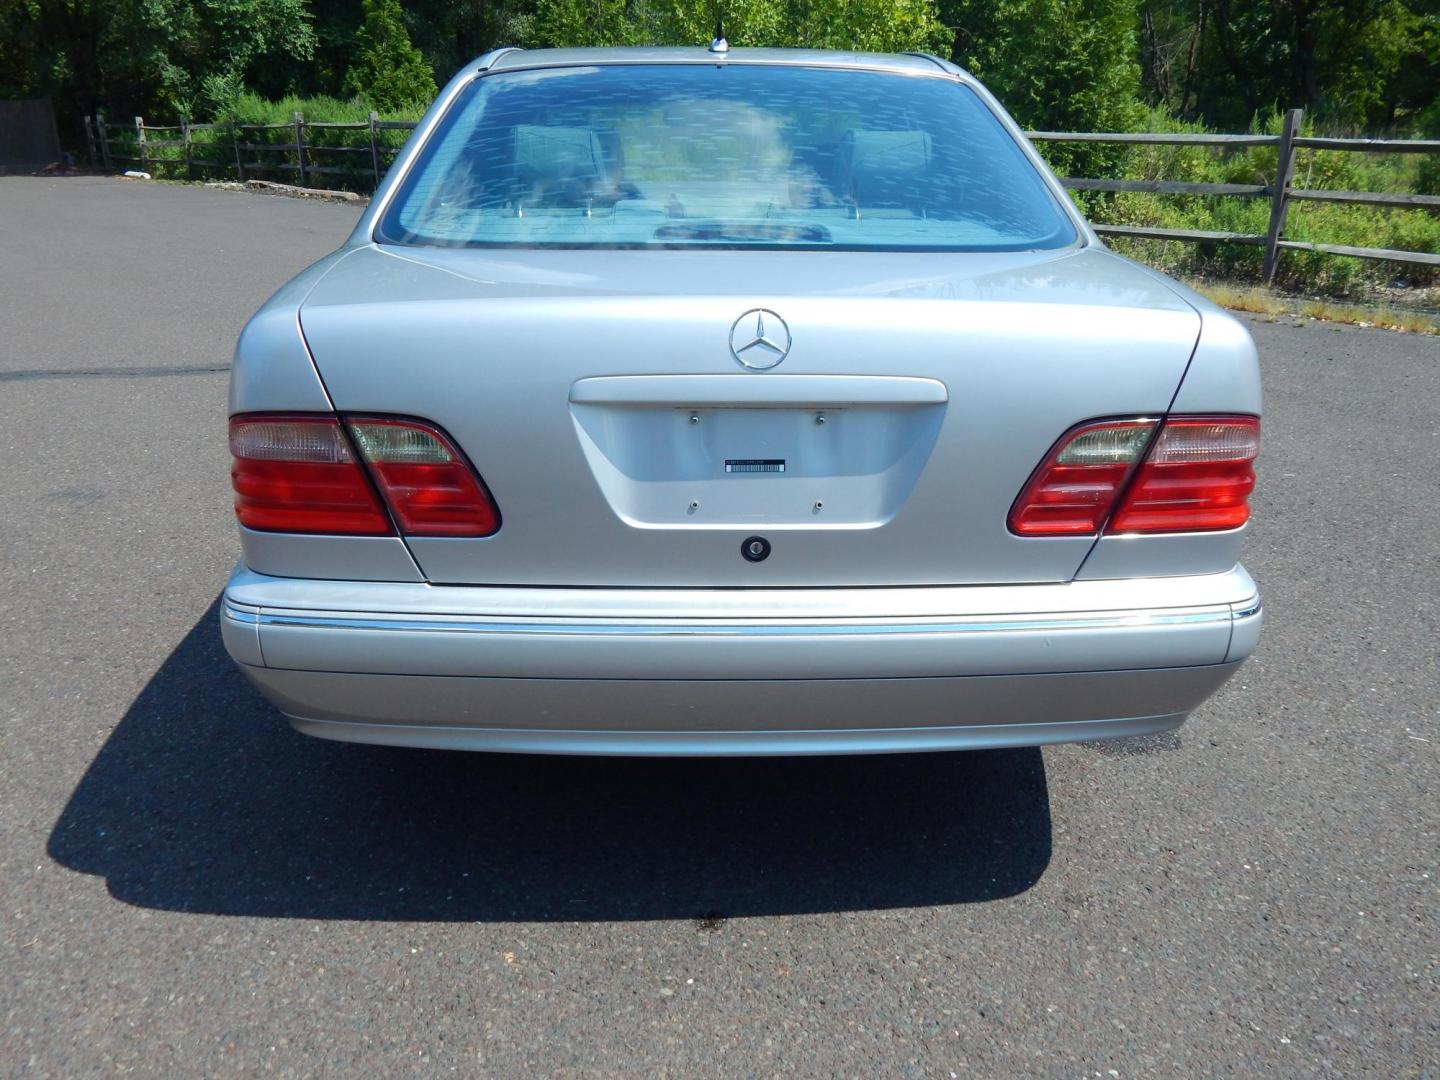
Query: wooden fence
85 106 1440 281
84 111 414 191
1031 109 1440 281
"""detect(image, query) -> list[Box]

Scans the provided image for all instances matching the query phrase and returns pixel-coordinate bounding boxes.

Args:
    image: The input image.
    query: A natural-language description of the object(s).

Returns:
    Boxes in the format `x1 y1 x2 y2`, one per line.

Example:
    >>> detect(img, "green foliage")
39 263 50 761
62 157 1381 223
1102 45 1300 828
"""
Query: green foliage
527 0 652 46
1103 195 1440 295
1417 100 1440 196
1137 0 1440 131
199 71 246 118
1049 107 1440 293
703 0 947 52
0 0 316 119
198 0 318 99
343 0 437 111
5 0 1436 298
221 91 383 125
8 0 1438 145
942 0 1146 174
524 0 946 52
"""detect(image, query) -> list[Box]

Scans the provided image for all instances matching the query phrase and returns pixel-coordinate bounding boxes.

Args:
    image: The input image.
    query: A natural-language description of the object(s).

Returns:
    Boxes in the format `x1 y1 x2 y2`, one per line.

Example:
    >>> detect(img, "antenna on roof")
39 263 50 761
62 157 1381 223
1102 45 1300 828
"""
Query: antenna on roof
709 11 729 53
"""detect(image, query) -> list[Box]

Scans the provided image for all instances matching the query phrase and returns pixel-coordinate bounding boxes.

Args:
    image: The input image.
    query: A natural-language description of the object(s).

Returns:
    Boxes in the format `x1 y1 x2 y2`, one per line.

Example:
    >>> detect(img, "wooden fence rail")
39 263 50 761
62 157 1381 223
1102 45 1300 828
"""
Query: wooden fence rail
1031 109 1440 278
85 110 408 189
85 107 1440 279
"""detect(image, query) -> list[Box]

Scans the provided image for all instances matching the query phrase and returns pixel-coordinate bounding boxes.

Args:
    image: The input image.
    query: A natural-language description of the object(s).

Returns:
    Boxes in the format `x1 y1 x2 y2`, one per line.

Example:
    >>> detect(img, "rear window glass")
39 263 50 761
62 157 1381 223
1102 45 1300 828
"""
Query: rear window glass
376 64 1077 252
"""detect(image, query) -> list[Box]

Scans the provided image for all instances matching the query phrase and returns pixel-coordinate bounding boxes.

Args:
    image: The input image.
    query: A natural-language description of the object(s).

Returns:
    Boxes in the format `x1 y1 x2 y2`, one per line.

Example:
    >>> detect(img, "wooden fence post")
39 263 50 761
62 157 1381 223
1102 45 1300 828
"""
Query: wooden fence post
369 111 381 190
96 112 111 169
1263 107 1303 285
233 122 245 181
83 116 97 165
294 112 307 187
181 116 192 180
134 116 147 172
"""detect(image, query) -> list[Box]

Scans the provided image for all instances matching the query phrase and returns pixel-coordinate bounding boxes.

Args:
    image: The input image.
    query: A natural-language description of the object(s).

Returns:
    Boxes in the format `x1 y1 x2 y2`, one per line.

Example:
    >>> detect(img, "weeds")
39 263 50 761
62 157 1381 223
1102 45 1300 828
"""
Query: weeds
1187 279 1439 333
1045 106 1440 301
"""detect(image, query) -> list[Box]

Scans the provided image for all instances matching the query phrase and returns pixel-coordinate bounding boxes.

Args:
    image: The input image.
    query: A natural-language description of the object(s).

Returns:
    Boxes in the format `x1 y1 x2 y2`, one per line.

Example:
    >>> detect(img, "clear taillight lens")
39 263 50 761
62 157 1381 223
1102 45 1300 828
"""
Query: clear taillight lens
1009 414 1259 537
346 417 500 538
229 415 392 535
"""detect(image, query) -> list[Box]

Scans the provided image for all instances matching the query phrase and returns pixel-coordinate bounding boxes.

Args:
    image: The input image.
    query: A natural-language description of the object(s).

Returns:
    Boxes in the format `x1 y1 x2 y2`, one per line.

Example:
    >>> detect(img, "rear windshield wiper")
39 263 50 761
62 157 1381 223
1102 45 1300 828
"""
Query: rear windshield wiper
652 222 833 244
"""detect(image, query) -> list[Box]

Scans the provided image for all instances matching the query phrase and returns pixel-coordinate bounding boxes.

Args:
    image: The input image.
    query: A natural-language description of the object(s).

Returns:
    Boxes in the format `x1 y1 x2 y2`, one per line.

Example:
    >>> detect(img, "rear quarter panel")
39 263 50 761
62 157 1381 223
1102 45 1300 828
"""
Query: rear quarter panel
1077 271 1261 581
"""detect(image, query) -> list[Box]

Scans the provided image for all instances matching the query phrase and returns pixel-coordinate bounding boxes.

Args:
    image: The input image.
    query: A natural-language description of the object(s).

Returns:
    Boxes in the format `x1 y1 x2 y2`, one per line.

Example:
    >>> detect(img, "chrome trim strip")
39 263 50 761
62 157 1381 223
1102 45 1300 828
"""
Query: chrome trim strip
224 564 1259 621
223 601 261 624
252 605 1235 637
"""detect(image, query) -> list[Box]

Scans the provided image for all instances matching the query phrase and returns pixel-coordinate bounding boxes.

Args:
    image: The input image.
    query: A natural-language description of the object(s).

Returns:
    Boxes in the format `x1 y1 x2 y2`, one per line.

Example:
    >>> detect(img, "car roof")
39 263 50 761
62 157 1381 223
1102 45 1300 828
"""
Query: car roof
486 46 962 77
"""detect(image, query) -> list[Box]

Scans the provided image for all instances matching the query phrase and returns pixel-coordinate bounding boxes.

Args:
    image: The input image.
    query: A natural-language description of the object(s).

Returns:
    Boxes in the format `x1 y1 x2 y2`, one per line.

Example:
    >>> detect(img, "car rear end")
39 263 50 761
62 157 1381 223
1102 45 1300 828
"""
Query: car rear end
221 48 1262 755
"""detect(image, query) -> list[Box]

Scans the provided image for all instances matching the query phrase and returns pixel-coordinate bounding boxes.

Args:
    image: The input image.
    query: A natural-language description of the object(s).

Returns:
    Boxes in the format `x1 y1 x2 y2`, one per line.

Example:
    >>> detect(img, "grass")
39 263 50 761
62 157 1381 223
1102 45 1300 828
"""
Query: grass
1046 106 1440 303
100 92 417 193
1189 280 1440 334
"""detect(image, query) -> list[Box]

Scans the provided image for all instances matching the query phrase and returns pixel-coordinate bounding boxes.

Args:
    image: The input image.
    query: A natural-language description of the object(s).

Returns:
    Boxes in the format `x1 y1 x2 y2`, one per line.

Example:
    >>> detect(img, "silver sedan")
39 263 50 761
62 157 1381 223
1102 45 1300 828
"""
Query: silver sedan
221 46 1262 755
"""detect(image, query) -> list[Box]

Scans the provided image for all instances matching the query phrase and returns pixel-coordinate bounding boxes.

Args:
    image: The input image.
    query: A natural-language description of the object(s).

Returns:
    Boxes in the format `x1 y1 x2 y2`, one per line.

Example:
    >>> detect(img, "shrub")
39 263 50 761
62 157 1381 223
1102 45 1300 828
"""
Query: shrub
1038 107 1440 295
944 0 1146 174
344 0 438 112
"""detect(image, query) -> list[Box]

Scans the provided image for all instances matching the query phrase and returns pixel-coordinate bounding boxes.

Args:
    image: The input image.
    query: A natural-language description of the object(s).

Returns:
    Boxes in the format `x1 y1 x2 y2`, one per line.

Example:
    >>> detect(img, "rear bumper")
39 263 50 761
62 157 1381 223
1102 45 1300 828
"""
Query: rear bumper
221 564 1261 755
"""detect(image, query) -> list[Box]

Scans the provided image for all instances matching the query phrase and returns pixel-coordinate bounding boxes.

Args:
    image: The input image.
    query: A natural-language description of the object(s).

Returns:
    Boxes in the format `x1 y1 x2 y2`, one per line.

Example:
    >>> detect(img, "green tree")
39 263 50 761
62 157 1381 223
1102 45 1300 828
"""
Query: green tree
1138 0 1440 130
0 0 314 122
200 0 318 102
526 0 945 53
942 0 1146 170
344 0 438 110
8 0 1439 160
528 0 651 46
402 0 535 87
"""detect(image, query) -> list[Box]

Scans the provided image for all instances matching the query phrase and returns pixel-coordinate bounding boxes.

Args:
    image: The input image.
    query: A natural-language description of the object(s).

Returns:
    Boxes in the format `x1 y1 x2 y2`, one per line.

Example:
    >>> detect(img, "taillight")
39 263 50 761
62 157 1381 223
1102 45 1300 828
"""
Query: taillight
230 414 500 538
346 417 500 537
1108 416 1259 534
1008 419 1158 536
1009 414 1258 537
230 415 392 535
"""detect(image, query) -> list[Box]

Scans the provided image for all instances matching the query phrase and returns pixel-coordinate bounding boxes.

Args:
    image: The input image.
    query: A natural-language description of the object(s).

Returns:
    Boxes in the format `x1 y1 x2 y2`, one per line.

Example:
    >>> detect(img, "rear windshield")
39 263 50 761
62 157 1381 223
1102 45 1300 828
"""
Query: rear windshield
376 64 1077 252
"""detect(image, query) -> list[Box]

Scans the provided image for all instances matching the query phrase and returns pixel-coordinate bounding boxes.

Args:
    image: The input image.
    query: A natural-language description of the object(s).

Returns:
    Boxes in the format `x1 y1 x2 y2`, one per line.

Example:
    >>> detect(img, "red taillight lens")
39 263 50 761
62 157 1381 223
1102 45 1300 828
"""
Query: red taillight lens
1009 414 1259 537
230 415 392 535
347 417 500 538
1107 416 1259 534
1008 419 1158 536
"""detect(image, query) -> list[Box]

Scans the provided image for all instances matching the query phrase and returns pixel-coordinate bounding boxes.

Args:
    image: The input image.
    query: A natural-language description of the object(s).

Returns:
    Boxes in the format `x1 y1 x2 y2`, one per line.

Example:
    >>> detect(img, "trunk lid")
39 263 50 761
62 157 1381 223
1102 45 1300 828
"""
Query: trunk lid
300 245 1199 587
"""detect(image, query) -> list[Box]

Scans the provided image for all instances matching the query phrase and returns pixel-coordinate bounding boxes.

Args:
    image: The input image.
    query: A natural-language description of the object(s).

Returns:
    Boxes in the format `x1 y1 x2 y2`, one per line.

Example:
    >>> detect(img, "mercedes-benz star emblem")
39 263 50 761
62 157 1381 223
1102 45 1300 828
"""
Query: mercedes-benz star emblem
729 309 791 369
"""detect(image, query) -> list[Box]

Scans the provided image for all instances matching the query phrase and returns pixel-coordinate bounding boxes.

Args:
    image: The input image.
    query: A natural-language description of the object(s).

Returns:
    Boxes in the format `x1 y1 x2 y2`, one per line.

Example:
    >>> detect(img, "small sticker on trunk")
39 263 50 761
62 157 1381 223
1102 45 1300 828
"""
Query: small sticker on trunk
725 459 786 474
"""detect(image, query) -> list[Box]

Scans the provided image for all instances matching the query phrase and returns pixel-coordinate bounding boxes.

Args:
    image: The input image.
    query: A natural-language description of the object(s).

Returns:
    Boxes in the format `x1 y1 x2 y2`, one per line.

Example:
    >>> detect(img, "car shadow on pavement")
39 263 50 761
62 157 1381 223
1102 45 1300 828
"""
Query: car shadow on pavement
48 600 1052 921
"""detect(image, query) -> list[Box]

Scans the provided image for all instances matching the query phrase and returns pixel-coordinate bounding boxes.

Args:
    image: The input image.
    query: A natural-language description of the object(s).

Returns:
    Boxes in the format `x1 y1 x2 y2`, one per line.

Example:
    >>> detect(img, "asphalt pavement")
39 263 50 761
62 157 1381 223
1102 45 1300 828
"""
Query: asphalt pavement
1 175 1436 1076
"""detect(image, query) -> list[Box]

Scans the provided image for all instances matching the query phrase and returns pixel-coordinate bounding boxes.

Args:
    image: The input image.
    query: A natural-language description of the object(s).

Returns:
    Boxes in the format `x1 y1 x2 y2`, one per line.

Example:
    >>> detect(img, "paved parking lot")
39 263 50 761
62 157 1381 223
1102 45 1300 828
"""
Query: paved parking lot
2 176 1436 1075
